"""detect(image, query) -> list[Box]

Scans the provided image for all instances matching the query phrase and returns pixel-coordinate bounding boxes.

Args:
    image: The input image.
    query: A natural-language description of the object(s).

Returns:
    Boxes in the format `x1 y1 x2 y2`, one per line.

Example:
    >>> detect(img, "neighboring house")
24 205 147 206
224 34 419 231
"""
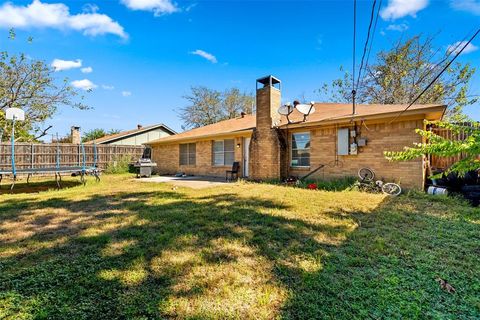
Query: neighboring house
148 76 446 189
88 124 176 145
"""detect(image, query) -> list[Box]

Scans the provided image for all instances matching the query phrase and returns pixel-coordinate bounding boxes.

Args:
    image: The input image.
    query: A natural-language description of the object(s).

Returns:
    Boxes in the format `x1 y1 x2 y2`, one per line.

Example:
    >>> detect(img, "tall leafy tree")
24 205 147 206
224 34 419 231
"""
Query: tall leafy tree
0 29 88 141
82 128 121 143
318 35 477 121
179 86 254 129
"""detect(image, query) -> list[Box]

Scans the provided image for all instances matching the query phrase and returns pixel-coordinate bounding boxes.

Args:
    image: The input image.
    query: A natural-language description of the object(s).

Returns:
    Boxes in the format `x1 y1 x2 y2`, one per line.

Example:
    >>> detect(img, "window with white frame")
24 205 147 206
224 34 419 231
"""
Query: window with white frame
179 143 196 166
291 132 310 167
213 139 235 166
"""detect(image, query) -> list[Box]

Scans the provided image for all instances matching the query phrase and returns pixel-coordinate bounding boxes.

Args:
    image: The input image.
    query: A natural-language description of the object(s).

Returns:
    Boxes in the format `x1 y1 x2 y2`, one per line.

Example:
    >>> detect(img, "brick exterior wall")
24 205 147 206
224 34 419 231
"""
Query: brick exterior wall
150 76 430 189
249 84 285 180
151 136 246 177
288 118 426 189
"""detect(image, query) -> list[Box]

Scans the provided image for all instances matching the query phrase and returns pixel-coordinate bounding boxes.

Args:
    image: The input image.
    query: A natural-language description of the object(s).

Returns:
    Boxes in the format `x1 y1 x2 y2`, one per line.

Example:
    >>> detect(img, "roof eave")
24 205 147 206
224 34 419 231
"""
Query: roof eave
147 128 254 145
278 105 446 129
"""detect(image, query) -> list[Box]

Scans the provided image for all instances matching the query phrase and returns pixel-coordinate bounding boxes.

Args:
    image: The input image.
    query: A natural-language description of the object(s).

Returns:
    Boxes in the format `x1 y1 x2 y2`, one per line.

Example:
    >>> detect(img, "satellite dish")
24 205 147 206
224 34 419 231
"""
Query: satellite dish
6 108 25 121
277 102 294 123
278 104 293 115
296 104 316 115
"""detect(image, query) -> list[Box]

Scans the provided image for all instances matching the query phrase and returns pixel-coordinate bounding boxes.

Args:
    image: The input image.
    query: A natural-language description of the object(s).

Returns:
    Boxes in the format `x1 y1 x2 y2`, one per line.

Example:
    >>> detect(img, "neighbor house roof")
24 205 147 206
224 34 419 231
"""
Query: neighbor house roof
87 123 177 144
148 103 446 145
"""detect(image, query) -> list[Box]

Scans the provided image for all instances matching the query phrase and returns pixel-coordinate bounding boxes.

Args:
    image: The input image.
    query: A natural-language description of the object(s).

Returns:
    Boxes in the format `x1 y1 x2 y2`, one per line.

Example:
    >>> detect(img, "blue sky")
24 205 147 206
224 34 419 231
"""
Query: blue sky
0 0 479 138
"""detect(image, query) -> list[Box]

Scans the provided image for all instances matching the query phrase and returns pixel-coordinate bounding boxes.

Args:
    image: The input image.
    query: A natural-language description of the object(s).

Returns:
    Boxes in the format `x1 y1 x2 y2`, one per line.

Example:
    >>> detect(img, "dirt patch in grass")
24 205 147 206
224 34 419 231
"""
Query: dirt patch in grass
0 175 479 319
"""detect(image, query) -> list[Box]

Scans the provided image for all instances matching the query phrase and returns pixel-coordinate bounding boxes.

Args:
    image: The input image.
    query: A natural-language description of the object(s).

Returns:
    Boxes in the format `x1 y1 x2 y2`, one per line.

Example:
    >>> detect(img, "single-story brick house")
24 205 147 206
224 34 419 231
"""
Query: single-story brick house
148 76 446 189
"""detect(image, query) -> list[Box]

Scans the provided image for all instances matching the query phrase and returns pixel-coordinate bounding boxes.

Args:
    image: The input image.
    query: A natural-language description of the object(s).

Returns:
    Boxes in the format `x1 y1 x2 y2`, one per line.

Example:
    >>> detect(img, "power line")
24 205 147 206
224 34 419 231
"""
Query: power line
414 30 473 88
352 0 357 115
360 0 382 89
389 27 480 124
356 0 378 92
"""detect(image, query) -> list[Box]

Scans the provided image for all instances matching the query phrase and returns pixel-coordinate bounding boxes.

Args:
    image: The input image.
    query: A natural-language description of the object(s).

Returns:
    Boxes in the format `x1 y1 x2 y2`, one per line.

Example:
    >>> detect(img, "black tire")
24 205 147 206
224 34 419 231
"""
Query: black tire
382 183 402 196
461 185 480 193
358 168 375 182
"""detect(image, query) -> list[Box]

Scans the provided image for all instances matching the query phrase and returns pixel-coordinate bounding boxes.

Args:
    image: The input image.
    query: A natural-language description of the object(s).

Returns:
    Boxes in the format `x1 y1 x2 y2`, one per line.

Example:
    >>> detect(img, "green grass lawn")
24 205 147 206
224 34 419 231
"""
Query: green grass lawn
0 174 479 319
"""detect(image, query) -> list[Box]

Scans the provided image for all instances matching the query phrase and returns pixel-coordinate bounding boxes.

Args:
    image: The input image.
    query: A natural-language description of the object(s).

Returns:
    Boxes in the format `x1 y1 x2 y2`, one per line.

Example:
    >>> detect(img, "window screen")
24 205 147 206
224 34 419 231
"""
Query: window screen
213 139 235 166
179 143 196 165
291 133 310 167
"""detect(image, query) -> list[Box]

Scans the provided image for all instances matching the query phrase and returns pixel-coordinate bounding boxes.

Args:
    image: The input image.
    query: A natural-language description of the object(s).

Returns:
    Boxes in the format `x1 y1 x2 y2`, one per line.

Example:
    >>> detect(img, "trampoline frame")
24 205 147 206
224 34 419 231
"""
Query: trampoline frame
0 117 100 190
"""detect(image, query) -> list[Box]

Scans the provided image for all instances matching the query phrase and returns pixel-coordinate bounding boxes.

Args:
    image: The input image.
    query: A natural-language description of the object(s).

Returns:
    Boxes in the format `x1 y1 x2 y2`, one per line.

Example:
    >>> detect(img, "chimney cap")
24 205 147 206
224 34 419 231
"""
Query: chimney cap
256 75 281 90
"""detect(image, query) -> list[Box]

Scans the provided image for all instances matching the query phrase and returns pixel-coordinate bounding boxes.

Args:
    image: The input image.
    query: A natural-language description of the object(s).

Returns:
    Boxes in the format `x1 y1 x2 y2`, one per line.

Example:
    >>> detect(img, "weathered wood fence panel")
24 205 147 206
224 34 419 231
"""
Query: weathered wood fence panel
430 123 477 170
0 143 144 170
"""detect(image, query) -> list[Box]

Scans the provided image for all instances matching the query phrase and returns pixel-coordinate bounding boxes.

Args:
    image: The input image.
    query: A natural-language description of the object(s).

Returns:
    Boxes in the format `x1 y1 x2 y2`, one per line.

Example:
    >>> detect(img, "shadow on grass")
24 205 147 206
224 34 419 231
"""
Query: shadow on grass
0 178 83 195
0 187 479 319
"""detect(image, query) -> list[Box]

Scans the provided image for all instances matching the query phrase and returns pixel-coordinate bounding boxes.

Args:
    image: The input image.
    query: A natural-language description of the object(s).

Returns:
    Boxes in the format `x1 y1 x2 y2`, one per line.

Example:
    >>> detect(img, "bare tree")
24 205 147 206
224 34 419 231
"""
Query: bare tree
0 30 88 141
179 86 255 129
318 35 477 122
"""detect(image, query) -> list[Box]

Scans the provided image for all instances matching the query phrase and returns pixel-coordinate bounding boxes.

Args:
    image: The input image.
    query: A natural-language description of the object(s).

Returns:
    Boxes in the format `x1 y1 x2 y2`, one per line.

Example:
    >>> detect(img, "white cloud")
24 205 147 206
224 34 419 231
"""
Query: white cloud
380 0 429 20
71 79 97 90
0 0 127 39
121 0 178 16
122 91 132 97
451 0 480 15
51 58 82 71
102 84 115 90
81 66 93 73
386 23 409 32
447 41 479 55
190 49 217 63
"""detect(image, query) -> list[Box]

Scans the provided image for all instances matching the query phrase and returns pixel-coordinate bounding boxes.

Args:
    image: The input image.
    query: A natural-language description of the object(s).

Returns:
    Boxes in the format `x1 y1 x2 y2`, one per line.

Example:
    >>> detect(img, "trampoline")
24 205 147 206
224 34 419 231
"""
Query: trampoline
0 108 100 190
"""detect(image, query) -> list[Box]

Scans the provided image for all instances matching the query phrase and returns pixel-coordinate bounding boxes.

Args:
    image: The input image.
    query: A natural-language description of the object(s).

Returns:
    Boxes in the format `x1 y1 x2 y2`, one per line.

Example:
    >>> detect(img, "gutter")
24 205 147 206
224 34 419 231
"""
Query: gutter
148 128 254 146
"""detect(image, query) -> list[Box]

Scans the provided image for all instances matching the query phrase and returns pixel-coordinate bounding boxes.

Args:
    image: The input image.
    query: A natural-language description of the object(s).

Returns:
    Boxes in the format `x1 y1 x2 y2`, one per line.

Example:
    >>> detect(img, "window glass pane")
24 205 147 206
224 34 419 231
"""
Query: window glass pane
291 133 310 167
214 153 224 166
180 144 188 154
224 139 235 152
189 154 196 165
224 151 235 166
189 143 196 154
213 141 223 152
180 153 188 165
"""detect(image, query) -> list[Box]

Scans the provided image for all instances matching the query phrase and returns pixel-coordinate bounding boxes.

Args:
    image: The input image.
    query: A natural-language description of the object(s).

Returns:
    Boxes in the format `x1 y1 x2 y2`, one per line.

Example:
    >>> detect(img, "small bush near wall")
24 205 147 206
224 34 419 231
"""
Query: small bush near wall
104 155 133 174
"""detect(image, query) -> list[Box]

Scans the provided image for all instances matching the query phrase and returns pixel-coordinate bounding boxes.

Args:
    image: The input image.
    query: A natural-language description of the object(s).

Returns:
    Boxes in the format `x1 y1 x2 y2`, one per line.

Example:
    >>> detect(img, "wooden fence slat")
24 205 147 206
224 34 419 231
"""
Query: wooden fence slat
0 143 144 170
430 123 479 170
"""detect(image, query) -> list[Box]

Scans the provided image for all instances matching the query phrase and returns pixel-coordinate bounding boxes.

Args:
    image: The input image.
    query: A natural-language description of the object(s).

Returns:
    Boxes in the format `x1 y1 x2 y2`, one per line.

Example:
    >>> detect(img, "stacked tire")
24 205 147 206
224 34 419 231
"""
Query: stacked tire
461 185 480 206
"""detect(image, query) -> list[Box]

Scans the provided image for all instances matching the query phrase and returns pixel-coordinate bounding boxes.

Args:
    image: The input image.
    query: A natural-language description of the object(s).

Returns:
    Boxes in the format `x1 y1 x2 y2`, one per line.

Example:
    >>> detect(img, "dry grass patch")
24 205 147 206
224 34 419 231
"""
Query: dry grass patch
0 174 479 319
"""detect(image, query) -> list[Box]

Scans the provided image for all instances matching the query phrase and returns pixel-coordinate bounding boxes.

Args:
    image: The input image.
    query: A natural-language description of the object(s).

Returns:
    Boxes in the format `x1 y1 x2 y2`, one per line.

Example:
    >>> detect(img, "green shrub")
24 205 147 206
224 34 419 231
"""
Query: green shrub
104 155 133 174
297 176 357 191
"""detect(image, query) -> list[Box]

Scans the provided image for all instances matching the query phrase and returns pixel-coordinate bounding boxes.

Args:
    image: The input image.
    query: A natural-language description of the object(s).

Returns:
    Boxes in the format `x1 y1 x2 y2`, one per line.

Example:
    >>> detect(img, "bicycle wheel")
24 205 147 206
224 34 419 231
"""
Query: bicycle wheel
382 183 402 196
358 167 375 182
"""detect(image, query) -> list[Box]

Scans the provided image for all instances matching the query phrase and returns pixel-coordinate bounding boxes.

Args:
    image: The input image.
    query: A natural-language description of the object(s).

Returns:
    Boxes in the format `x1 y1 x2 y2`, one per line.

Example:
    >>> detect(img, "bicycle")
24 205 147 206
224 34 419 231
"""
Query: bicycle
356 167 402 196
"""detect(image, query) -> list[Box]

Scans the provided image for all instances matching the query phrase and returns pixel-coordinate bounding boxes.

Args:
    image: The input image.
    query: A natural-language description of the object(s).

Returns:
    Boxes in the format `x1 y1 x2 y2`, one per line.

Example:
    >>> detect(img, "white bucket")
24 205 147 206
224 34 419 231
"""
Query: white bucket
427 186 448 195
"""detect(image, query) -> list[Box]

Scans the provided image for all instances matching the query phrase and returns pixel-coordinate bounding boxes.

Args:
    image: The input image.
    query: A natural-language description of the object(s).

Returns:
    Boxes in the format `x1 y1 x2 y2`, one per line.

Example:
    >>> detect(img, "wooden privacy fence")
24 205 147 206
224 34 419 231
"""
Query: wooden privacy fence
429 123 478 170
0 143 144 170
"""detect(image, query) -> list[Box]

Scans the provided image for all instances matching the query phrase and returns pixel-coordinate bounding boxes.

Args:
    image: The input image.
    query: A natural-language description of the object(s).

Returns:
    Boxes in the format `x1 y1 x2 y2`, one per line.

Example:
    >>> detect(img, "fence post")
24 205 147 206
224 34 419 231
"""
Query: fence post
31 143 34 169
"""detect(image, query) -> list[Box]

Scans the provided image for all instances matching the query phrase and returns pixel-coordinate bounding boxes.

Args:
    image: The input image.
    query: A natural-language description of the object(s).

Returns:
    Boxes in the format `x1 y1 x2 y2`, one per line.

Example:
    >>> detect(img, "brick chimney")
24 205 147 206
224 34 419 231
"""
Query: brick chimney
249 76 287 180
71 126 81 144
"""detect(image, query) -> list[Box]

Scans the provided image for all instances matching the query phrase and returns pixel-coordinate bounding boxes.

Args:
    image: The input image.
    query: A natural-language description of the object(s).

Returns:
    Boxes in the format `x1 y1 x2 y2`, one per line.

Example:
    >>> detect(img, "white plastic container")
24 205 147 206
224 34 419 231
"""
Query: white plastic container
427 186 448 195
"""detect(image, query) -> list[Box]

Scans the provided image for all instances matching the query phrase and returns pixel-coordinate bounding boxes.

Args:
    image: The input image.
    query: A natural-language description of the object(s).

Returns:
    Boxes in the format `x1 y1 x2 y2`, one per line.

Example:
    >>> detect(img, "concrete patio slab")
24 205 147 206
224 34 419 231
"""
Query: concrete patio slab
137 175 229 189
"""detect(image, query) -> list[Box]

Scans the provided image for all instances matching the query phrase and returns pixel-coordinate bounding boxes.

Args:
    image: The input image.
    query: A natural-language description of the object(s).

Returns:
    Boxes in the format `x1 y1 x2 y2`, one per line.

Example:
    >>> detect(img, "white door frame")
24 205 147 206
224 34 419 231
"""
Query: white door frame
243 137 251 177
